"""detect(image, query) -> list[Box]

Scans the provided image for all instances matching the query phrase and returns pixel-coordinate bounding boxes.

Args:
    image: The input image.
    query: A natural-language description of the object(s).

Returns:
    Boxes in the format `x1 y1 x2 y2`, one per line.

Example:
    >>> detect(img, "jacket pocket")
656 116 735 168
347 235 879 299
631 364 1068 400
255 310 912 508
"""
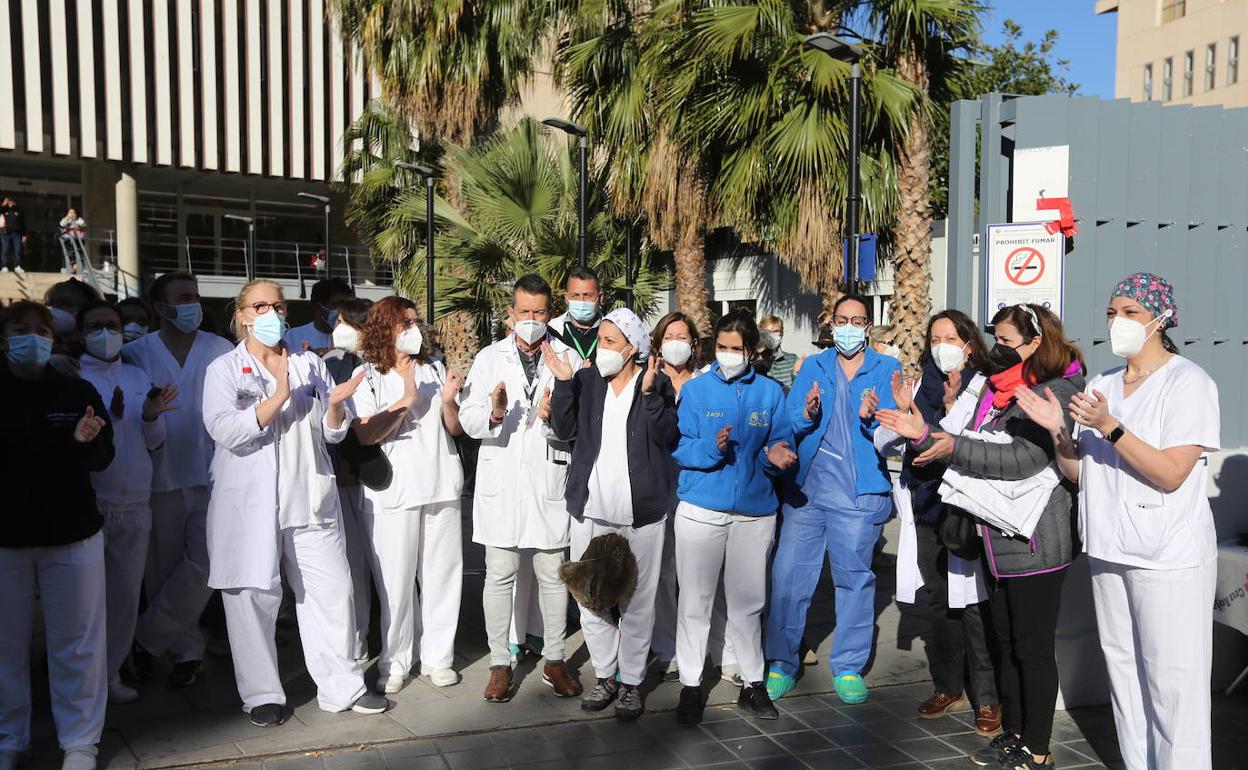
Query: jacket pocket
546 448 570 500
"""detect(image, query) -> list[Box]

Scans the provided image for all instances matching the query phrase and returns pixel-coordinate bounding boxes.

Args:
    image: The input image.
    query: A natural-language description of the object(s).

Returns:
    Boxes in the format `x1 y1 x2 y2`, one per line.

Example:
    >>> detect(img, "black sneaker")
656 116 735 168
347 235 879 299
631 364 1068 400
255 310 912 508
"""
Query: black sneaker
676 686 704 725
582 678 620 712
129 642 153 682
986 744 1054 770
737 681 779 720
248 703 288 727
615 684 643 721
970 732 1023 767
351 693 392 714
167 660 202 689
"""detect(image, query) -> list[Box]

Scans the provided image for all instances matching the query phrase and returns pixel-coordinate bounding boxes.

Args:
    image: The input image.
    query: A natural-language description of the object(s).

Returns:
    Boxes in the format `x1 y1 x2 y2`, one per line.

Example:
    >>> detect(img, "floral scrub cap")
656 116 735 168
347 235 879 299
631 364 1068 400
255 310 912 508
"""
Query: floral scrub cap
1111 272 1179 328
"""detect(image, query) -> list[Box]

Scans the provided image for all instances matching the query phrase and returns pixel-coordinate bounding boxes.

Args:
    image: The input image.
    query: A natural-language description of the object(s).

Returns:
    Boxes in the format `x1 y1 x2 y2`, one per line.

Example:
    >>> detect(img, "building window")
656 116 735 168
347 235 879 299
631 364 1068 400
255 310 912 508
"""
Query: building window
1163 57 1173 101
1161 0 1186 23
1231 36 1240 85
1206 44 1217 90
1183 50 1194 96
1144 63 1154 100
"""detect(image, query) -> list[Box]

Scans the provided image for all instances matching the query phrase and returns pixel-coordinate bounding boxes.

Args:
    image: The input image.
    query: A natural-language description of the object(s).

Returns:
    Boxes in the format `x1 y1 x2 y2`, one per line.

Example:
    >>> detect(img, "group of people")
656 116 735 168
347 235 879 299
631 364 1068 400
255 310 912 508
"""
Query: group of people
0 264 1221 770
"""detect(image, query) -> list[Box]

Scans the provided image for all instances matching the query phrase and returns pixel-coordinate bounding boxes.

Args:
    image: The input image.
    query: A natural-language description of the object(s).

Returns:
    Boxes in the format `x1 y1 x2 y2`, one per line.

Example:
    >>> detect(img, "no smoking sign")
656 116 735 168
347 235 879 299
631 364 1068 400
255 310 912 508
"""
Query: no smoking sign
1005 247 1045 286
986 222 1064 317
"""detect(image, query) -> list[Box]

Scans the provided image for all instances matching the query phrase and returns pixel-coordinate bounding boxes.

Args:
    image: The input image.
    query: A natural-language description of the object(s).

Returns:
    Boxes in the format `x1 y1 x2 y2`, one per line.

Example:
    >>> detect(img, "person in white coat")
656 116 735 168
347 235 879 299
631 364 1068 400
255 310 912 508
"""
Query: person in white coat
1018 273 1220 770
350 296 466 694
460 274 584 703
77 301 178 705
122 272 233 688
201 279 389 727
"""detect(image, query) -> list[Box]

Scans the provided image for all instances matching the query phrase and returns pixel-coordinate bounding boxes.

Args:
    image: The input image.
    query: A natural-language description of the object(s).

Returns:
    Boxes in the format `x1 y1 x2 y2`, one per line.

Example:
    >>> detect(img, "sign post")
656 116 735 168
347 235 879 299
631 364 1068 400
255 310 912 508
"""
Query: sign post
985 222 1065 318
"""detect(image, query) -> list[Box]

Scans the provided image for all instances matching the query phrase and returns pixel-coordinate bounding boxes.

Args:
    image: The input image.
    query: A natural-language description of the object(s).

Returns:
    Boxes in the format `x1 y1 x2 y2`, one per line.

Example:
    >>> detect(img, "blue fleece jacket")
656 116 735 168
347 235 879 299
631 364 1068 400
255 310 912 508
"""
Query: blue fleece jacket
787 348 900 495
673 364 794 516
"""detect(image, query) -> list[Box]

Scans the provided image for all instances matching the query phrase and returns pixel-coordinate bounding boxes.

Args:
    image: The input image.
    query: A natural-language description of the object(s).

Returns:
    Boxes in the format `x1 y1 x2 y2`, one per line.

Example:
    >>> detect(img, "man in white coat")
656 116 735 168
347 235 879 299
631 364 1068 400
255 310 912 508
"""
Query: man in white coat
459 274 584 703
122 272 234 688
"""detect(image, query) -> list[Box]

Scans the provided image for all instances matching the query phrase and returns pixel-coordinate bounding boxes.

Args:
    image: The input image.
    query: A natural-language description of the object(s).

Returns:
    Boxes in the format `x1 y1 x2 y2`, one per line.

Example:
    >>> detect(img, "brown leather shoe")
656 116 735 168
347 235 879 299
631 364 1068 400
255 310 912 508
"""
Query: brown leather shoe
974 704 1003 736
542 660 582 697
917 691 965 718
482 665 515 703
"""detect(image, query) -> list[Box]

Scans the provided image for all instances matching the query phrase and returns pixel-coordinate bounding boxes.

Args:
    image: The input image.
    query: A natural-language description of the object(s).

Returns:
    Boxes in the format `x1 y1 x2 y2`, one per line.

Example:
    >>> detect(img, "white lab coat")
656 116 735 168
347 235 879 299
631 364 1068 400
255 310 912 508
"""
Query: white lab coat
79 356 167 505
459 334 581 550
201 342 351 591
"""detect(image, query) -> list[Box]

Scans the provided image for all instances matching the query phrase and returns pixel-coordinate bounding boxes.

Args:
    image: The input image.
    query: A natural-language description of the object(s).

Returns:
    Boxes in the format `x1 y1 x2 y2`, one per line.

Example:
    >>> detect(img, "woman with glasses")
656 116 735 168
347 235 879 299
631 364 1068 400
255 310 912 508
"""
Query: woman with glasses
202 279 389 727
764 294 901 705
350 296 466 694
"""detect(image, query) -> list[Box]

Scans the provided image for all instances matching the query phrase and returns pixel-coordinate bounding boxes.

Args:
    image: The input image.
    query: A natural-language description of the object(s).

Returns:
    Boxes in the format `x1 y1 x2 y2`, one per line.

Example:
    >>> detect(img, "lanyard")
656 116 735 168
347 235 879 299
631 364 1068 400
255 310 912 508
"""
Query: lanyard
568 331 597 360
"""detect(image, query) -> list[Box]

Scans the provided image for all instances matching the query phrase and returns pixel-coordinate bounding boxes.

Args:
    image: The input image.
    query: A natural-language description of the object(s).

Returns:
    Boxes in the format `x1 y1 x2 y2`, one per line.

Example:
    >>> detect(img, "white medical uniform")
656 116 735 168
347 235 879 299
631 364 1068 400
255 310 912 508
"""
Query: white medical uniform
79 355 167 682
351 360 464 680
202 342 367 713
123 330 233 663
459 334 581 666
1077 356 1220 770
284 322 333 353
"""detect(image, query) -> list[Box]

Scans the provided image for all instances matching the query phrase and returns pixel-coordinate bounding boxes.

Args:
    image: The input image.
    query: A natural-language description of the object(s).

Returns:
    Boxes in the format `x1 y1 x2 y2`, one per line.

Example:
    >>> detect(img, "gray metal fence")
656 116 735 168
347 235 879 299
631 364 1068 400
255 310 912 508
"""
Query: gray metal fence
947 93 1248 446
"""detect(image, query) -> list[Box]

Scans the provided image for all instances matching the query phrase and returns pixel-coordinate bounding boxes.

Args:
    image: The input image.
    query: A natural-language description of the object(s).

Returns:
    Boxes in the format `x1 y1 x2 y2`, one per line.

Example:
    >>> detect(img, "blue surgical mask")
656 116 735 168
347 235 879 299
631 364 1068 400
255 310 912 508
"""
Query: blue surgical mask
166 302 203 333
832 325 866 357
251 311 287 347
568 300 598 324
6 333 53 368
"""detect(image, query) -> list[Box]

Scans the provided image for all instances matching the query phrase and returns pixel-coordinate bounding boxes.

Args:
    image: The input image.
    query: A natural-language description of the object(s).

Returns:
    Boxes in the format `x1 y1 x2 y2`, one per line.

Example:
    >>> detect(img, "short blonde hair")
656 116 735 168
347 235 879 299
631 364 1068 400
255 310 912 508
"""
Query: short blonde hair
759 314 784 333
868 324 894 345
229 278 284 339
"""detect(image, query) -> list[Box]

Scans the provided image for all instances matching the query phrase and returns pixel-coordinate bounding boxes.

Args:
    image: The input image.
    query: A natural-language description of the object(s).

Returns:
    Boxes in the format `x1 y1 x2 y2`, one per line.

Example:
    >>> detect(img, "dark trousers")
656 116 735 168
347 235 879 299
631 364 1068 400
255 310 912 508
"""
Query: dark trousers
0 233 22 268
915 520 998 706
989 567 1067 756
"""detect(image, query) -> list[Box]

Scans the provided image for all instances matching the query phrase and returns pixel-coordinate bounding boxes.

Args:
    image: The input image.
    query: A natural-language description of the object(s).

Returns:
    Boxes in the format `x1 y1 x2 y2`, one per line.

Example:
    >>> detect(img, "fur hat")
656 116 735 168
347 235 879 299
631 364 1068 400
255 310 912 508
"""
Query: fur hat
558 533 637 615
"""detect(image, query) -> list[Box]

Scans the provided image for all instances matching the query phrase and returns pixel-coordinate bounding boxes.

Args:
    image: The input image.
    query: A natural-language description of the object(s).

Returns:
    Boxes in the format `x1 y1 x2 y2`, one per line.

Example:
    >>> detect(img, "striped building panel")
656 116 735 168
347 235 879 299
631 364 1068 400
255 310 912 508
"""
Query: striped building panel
49 0 72 155
76 0 98 158
21 0 44 153
177 0 197 168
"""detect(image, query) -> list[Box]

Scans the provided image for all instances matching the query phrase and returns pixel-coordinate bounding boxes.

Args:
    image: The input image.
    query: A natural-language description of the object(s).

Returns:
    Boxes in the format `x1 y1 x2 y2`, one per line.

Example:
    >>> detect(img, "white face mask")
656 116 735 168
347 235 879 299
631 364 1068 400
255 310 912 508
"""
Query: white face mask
883 345 902 360
716 351 747 379
122 322 148 343
660 339 692 367
514 319 547 346
596 346 631 378
1109 310 1170 358
332 323 359 353
932 342 967 374
396 326 424 356
85 329 123 361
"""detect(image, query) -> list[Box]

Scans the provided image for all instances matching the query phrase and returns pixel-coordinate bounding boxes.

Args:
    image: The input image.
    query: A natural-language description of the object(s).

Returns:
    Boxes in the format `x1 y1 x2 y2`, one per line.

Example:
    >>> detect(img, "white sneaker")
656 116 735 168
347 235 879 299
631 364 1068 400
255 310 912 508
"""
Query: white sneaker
376 674 407 694
61 748 97 770
0 267 8 274
14 266 24 275
427 668 459 687
108 681 139 704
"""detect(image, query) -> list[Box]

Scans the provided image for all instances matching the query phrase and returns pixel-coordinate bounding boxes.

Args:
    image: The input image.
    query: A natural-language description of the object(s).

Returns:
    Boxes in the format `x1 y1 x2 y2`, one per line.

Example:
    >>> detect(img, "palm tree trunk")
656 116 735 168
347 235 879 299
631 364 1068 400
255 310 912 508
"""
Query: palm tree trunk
436 309 479 372
890 46 934 378
673 235 711 335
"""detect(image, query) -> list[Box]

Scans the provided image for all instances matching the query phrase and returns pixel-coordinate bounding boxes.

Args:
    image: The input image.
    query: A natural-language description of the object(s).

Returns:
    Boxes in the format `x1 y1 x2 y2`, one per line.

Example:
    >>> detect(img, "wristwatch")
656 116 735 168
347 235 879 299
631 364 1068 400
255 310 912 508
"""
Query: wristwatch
1104 423 1126 444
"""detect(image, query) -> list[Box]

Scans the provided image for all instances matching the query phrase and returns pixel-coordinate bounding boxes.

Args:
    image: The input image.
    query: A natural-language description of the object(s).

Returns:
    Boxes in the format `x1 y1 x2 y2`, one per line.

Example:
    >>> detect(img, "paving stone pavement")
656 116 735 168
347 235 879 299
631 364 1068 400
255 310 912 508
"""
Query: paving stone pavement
16 505 1248 769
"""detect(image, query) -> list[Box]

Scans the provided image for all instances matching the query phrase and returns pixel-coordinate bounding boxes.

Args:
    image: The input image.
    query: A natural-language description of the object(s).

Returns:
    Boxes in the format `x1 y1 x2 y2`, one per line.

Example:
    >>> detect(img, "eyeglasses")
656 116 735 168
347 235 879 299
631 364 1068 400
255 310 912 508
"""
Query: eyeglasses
247 302 288 315
397 318 421 330
833 315 870 329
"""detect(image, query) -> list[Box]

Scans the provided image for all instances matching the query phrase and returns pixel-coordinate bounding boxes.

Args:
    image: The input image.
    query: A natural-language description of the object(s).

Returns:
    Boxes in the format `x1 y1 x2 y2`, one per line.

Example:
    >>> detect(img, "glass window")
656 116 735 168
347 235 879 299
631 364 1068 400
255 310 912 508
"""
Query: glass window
1144 63 1154 100
1230 37 1240 85
1161 0 1186 23
1183 50 1194 97
1163 57 1173 101
1206 44 1216 90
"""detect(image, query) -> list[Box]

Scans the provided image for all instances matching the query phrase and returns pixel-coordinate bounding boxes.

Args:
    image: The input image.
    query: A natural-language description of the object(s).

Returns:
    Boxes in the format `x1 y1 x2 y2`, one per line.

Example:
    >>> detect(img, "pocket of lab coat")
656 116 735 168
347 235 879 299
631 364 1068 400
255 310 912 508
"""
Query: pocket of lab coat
476 453 502 500
546 448 569 500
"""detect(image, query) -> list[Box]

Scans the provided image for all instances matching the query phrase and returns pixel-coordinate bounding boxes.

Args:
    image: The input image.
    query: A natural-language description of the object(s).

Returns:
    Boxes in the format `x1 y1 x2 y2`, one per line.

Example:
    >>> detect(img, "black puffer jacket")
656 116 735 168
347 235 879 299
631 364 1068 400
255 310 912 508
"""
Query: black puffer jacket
917 370 1083 578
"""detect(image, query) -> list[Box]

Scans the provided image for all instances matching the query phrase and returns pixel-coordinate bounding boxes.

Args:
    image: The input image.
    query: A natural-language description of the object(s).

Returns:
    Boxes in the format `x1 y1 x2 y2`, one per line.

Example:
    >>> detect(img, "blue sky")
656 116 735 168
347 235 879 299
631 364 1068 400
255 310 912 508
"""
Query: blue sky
982 0 1119 98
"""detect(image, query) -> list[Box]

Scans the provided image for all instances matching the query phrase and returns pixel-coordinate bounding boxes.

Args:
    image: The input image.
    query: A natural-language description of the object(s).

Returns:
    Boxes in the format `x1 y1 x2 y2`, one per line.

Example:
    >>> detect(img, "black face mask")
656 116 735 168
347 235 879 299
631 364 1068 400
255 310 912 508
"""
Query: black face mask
988 343 1023 374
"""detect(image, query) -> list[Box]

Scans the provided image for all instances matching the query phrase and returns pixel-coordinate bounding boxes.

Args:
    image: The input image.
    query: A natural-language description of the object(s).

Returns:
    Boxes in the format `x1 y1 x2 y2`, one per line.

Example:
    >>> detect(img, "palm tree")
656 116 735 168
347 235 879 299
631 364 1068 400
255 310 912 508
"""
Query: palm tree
867 0 980 374
341 108 668 363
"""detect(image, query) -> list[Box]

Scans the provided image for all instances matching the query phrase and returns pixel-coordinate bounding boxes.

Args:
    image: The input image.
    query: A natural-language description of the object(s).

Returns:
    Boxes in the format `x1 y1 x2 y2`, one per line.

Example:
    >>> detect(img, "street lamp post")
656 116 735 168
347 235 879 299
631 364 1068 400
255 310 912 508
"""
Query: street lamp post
296 192 332 279
541 117 589 268
396 162 437 322
223 214 256 280
803 32 865 289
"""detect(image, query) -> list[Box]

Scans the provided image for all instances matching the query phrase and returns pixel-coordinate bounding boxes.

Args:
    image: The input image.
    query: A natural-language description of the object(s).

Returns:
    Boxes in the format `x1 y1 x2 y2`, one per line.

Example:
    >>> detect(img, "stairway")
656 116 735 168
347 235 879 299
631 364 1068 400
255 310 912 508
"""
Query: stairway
0 271 77 303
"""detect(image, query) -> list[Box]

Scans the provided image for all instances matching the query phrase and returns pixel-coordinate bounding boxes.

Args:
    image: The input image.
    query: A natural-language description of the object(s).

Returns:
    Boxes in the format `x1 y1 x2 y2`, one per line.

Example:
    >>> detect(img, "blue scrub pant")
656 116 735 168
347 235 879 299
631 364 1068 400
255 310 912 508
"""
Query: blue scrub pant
764 501 886 677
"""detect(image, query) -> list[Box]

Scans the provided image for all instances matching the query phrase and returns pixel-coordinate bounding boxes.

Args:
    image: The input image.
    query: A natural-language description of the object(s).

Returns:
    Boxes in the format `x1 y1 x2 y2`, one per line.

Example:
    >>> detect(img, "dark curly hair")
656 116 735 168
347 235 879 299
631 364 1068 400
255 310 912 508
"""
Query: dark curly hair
358 296 432 373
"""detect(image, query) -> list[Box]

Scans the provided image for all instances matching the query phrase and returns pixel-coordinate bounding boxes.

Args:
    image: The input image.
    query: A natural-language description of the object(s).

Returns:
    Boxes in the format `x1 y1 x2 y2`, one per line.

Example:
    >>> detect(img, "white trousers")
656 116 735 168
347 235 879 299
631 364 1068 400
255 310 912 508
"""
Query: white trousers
484 547 566 666
137 486 212 661
221 524 367 712
0 534 107 753
570 516 666 685
509 551 545 647
674 506 775 687
337 484 372 660
100 503 152 680
1090 557 1216 770
652 513 736 668
363 500 463 677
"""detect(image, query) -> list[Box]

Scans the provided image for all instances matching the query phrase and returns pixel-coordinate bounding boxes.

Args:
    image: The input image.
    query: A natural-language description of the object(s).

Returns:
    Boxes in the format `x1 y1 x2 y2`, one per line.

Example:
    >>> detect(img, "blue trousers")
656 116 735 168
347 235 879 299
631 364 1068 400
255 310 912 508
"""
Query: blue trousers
764 500 887 677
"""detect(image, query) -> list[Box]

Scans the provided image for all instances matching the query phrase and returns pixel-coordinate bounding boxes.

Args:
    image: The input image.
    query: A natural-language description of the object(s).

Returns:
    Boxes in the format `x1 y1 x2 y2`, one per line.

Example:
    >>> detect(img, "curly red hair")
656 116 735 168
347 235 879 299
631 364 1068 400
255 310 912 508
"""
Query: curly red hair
358 296 431 373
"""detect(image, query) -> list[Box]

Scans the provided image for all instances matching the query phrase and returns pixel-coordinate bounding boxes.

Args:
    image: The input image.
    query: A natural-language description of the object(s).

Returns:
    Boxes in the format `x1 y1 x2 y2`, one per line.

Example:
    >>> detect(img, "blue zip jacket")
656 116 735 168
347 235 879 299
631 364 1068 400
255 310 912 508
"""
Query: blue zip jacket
674 364 794 515
787 348 900 495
